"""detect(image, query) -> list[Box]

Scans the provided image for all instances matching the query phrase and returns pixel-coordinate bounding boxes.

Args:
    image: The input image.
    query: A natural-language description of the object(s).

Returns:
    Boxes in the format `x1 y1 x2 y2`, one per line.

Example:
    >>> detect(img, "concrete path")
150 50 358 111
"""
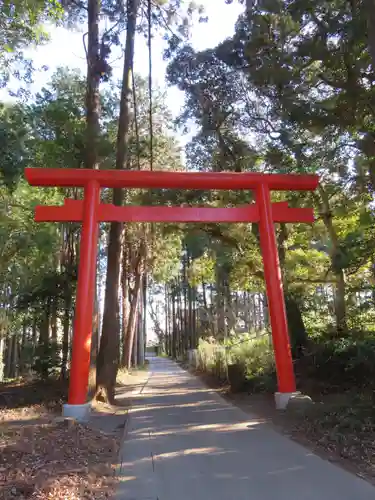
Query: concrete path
116 357 375 499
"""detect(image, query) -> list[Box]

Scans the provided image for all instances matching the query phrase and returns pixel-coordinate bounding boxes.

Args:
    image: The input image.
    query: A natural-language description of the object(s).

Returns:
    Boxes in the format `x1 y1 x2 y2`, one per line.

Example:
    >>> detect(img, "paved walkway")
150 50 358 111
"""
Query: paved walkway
116 357 375 499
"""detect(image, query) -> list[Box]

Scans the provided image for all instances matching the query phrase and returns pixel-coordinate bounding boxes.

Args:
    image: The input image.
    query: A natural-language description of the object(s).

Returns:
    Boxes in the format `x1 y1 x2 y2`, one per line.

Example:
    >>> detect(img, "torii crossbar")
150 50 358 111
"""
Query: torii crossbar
25 167 319 417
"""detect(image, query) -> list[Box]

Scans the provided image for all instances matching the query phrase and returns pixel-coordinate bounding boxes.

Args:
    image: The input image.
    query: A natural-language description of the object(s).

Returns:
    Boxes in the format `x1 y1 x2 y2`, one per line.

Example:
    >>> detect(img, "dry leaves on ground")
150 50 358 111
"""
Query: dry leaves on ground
0 379 122 500
0 417 119 499
281 396 375 482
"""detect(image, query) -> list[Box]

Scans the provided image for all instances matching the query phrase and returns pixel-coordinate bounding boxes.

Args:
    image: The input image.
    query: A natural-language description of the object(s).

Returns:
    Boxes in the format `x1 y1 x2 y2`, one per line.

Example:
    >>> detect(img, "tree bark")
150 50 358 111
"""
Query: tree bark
85 0 101 170
39 300 50 346
132 320 138 367
177 278 184 357
97 0 139 402
215 261 228 340
277 222 308 351
61 225 74 380
124 257 143 370
61 290 71 380
165 284 171 355
0 335 4 382
12 334 18 378
5 335 12 379
88 283 100 397
365 0 375 71
138 274 147 364
51 297 58 342
319 186 347 334
19 319 27 375
171 288 177 359
182 254 189 352
121 237 130 367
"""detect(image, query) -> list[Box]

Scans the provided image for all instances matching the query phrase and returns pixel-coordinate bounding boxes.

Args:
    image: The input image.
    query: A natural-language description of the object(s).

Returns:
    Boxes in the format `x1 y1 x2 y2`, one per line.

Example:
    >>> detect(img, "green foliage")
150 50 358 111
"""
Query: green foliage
32 341 61 380
0 0 63 88
0 103 31 188
298 337 375 391
229 335 276 391
163 0 375 345
196 338 227 379
197 335 276 391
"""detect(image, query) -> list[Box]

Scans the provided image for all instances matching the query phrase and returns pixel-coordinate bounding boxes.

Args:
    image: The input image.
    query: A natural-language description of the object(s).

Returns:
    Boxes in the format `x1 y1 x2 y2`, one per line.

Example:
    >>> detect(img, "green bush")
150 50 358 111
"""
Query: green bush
32 341 61 380
298 337 375 390
197 335 276 391
196 339 227 380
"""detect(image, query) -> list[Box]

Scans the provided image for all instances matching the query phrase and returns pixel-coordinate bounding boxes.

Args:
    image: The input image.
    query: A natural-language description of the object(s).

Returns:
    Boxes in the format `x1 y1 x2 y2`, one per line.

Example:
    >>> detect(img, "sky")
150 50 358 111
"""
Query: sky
0 0 244 123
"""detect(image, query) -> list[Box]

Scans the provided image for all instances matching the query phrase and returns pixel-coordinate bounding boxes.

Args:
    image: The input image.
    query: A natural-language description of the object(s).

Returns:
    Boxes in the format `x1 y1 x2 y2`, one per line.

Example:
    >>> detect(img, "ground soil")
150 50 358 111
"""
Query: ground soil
185 366 375 486
0 368 150 500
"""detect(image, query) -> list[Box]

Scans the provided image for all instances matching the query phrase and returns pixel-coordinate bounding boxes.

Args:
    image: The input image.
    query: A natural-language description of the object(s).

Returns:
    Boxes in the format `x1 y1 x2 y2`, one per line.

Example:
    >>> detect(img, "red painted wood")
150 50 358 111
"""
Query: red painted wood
68 181 100 405
26 167 320 404
34 200 314 224
256 185 296 393
25 167 319 191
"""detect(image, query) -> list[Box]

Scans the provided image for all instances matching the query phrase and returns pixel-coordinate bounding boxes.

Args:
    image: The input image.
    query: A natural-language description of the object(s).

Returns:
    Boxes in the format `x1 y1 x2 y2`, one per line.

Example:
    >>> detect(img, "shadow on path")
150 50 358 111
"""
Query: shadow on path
115 357 375 500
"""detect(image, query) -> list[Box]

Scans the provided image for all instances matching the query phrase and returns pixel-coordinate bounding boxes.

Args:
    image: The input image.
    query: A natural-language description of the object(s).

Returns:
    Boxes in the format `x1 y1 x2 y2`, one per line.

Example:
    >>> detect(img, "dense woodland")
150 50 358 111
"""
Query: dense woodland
2 0 375 402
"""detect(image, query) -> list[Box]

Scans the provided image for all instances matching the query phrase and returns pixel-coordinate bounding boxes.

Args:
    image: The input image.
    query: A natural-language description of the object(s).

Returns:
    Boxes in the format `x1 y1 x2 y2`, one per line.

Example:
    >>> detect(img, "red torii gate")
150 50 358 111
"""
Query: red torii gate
25 167 319 418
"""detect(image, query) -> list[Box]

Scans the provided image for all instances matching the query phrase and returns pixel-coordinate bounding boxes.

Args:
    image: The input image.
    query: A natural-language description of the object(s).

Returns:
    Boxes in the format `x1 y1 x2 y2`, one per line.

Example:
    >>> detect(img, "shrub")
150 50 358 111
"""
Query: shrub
197 332 375 395
297 337 375 391
32 341 61 380
197 335 276 392
196 338 227 380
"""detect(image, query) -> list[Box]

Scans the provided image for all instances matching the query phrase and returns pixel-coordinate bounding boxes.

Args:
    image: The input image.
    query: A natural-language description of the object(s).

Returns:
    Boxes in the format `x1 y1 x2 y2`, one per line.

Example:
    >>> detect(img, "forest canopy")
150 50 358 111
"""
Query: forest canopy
1 0 375 404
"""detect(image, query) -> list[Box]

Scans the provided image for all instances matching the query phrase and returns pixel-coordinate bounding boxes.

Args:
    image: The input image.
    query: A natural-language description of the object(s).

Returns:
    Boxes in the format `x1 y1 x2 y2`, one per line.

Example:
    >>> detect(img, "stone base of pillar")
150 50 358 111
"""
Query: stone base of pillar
62 402 91 422
274 391 301 410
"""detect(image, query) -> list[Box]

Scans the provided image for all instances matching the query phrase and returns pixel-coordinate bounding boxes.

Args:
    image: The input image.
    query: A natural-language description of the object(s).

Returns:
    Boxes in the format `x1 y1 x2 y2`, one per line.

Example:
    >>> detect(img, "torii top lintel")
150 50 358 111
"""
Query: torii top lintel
24 168 319 191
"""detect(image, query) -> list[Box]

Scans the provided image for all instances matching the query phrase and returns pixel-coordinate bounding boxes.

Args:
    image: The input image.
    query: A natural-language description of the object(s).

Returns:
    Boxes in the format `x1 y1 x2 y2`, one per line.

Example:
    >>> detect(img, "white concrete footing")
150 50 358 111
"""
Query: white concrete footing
62 402 91 422
274 391 301 410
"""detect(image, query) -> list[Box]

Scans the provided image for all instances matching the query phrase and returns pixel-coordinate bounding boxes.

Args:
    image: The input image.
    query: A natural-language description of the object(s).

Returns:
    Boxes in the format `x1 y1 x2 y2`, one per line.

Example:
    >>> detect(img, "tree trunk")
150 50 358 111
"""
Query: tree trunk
51 297 58 342
171 289 177 359
6 334 18 379
5 335 12 379
61 224 73 381
136 301 142 365
121 238 130 367
12 334 18 378
165 284 171 355
0 335 4 382
191 285 197 348
19 319 27 375
284 294 308 357
88 282 100 397
215 261 228 340
177 279 184 357
210 284 217 337
319 186 347 334
365 0 375 72
39 301 50 346
61 289 71 380
132 320 138 367
277 222 308 350
97 0 139 402
334 271 347 334
182 255 189 352
138 274 147 365
124 263 143 370
85 0 101 170
188 284 193 348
